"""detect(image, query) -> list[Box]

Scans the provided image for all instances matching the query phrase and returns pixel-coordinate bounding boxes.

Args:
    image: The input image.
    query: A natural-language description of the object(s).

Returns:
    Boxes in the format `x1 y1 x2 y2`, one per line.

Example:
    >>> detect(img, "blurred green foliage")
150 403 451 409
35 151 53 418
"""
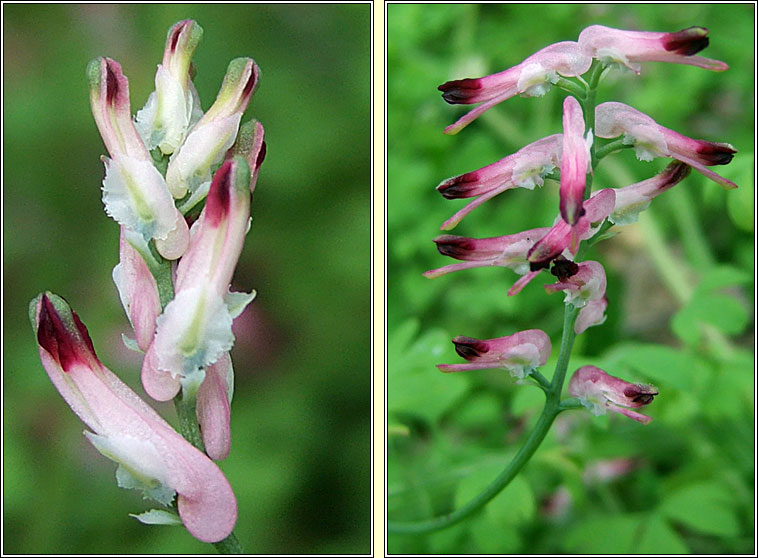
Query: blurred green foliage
388 4 754 554
3 4 369 554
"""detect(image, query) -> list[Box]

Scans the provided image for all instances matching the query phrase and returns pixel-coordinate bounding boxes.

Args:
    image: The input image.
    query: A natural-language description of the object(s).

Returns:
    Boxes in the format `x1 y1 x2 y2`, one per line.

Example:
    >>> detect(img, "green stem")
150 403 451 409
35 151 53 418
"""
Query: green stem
595 139 634 162
173 391 205 452
388 304 580 535
553 77 587 99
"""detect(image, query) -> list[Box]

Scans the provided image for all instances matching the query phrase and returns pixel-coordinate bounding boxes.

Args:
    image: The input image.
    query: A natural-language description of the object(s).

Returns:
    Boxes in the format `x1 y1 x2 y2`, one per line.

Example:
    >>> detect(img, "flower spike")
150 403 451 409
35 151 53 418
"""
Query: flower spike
440 42 592 134
578 25 729 74
595 101 737 189
30 293 237 542
569 365 658 424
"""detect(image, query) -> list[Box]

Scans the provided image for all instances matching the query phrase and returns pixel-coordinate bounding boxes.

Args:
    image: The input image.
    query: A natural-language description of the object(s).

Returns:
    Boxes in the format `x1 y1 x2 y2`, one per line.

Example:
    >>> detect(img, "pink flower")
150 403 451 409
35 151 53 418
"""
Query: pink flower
439 42 592 134
559 96 592 226
568 365 658 424
437 329 551 379
437 134 562 230
595 101 737 189
166 58 260 199
31 293 237 543
423 227 551 279
87 57 189 260
609 161 691 225
545 260 608 333
112 228 162 351
578 25 729 74
142 157 254 404
135 20 204 156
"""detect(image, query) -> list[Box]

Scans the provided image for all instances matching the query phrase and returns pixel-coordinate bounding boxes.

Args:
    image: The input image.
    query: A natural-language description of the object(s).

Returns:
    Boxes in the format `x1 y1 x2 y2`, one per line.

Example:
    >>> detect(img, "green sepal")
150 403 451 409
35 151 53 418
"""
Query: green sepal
130 509 183 526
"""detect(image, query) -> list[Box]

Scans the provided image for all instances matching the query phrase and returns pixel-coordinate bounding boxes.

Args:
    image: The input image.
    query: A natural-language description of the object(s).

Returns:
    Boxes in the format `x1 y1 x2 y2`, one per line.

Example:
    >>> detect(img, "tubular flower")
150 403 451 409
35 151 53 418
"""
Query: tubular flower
423 227 551 279
595 101 737 189
610 161 691 225
166 57 260 199
578 25 729 73
560 95 592 226
142 157 254 404
30 293 237 543
545 260 608 333
112 227 162 352
439 41 592 134
136 19 204 155
87 57 190 260
227 118 267 194
569 365 658 424
437 134 562 230
437 329 552 379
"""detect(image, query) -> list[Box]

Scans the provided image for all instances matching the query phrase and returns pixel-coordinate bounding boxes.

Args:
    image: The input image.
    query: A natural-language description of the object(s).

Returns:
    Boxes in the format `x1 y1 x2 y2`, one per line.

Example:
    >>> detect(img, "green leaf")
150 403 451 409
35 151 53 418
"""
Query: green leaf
659 482 741 537
388 322 469 424
725 151 754 232
634 512 689 553
564 513 639 553
610 343 700 391
485 475 535 528
469 515 522 553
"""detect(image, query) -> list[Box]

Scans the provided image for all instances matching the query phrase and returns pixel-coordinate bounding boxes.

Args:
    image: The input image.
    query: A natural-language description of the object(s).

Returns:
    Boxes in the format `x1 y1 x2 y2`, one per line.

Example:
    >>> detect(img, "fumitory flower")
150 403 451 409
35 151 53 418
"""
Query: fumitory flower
545 260 608 333
437 329 551 379
609 161 691 225
165 57 259 200
439 41 592 134
559 95 592 226
436 134 562 230
136 19 204 155
595 101 737 189
30 292 237 543
569 365 658 424
578 24 729 73
88 57 190 260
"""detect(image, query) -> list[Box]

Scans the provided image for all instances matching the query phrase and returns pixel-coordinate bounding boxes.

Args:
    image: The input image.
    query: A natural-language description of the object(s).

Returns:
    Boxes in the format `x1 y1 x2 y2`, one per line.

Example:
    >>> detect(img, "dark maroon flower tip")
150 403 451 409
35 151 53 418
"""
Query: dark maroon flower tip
433 235 475 260
529 259 551 272
168 24 183 53
438 78 482 105
696 142 737 165
205 160 234 226
242 65 259 101
550 257 579 281
105 61 120 106
657 162 692 191
255 141 267 171
37 294 96 373
663 27 709 56
624 384 659 405
452 336 489 360
437 173 479 199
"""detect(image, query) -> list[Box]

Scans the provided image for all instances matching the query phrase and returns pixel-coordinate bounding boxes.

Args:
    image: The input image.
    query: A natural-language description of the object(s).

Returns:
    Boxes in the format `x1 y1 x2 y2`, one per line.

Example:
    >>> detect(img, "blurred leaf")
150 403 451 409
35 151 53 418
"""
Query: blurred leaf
659 482 741 537
388 320 469 424
634 512 689 554
485 475 536 528
564 513 639 553
725 151 754 232
611 343 701 391
469 514 522 553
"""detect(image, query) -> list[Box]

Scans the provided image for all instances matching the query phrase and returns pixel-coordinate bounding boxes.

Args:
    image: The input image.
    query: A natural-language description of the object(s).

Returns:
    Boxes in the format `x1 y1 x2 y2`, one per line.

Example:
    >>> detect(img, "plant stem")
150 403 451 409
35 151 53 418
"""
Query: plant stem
174 391 206 452
595 139 634 162
388 304 580 535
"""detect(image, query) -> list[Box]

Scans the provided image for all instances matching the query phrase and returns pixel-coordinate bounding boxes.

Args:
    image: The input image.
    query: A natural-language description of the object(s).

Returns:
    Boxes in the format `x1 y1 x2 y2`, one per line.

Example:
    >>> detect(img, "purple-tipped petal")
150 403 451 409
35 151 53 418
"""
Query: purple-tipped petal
560 96 590 225
569 365 657 424
31 293 237 542
438 329 551 378
575 296 608 334
440 42 591 133
578 25 729 73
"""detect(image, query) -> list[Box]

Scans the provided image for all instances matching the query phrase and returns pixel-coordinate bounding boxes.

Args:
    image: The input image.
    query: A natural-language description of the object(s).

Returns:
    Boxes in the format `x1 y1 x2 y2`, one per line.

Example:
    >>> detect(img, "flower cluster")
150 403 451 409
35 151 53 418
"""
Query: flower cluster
31 20 265 543
430 24 737 423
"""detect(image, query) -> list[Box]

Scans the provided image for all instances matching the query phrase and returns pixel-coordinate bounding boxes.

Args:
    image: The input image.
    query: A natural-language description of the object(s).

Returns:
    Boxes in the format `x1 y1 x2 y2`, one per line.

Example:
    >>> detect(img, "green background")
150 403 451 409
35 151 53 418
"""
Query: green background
388 3 754 555
3 3 370 554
